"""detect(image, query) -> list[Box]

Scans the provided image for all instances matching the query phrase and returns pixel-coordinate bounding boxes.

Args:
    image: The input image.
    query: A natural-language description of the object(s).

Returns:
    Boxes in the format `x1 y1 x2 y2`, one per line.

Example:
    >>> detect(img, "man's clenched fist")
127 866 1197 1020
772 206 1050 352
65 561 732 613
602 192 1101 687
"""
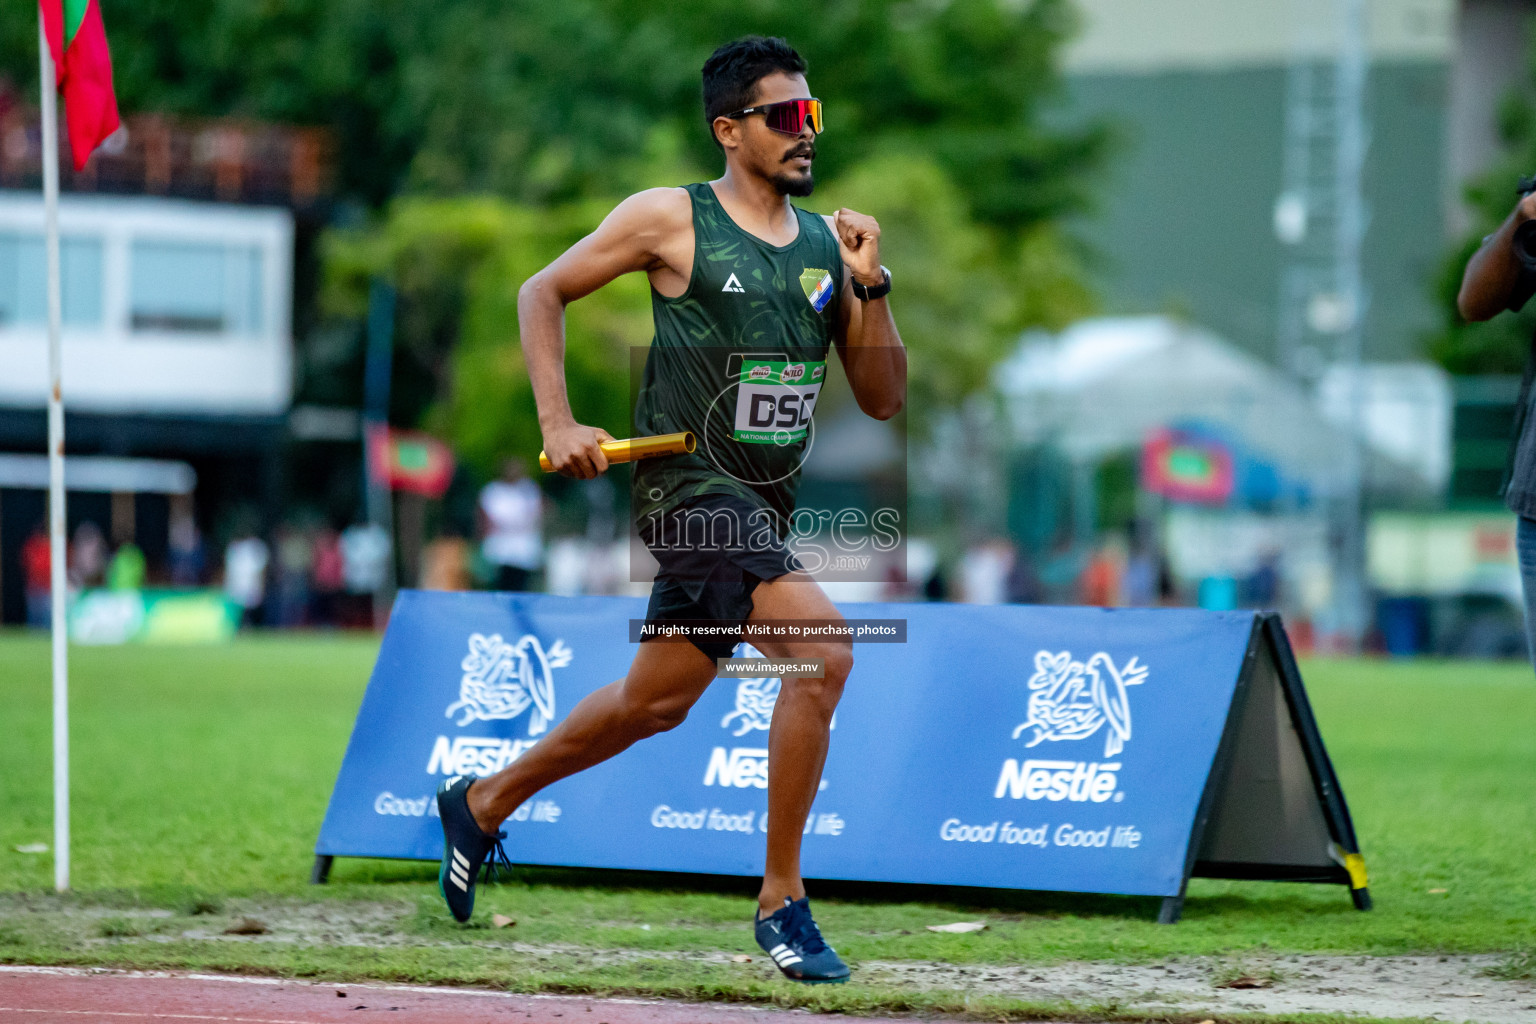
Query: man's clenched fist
832 208 883 287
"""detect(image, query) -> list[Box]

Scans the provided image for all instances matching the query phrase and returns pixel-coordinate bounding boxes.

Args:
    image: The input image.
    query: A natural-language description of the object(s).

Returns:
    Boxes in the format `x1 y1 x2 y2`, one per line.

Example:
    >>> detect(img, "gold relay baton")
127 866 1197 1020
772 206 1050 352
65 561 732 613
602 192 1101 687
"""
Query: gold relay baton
538 431 696 473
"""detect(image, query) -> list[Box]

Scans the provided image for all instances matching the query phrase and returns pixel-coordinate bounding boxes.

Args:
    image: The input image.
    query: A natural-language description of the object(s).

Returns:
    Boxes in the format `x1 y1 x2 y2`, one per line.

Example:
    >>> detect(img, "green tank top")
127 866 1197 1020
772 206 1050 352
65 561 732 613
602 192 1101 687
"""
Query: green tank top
632 182 843 528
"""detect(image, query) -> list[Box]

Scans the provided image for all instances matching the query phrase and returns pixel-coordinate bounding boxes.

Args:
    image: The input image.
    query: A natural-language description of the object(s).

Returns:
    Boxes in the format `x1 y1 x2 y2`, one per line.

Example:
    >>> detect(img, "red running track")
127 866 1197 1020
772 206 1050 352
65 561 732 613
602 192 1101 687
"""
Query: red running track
0 966 992 1024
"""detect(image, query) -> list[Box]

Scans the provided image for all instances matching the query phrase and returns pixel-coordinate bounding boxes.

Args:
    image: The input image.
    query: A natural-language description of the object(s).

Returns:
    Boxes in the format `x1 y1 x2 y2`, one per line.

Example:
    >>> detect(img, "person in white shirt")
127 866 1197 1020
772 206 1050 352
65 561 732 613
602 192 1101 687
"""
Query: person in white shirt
223 534 269 627
478 458 544 591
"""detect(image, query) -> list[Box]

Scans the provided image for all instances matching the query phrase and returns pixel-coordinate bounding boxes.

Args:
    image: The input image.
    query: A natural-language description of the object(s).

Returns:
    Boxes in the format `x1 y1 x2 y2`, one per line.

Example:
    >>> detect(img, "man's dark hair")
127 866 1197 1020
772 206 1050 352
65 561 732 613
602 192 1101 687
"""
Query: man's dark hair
701 36 807 148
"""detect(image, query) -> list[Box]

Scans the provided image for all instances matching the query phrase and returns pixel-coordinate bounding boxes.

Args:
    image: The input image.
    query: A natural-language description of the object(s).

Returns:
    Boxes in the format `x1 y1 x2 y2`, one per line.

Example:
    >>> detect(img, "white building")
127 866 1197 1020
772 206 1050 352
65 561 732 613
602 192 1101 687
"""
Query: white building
0 191 292 414
0 191 295 622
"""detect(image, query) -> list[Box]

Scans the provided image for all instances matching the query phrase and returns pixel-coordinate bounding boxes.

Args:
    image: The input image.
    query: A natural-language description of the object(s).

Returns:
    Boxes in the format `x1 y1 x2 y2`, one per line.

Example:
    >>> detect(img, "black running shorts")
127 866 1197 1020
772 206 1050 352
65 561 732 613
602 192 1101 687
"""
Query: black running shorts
640 493 801 661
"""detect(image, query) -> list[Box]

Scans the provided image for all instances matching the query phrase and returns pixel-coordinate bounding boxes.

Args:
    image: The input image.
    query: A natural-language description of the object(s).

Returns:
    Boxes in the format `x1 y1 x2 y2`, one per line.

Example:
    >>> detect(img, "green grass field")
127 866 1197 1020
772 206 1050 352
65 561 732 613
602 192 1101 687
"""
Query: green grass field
1 630 1533 1018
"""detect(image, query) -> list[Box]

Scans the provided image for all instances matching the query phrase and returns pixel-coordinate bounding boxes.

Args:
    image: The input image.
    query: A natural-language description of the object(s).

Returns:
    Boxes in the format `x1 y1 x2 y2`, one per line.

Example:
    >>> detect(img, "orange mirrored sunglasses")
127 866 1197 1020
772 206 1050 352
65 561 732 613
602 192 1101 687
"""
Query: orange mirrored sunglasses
724 97 824 136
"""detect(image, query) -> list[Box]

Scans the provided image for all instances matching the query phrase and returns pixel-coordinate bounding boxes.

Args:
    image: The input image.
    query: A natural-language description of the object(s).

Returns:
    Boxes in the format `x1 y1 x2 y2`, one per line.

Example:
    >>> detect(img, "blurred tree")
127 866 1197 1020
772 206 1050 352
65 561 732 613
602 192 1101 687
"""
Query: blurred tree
1 0 1107 467
604 0 1103 234
1 0 1104 224
1430 90 1536 374
818 155 1092 433
322 196 645 476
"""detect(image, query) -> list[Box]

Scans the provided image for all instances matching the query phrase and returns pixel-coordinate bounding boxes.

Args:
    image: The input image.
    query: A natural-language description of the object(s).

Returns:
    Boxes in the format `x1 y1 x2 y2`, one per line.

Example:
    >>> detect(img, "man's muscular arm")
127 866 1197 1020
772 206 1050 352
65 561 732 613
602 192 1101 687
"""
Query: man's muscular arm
1459 193 1536 322
827 209 905 421
519 188 691 478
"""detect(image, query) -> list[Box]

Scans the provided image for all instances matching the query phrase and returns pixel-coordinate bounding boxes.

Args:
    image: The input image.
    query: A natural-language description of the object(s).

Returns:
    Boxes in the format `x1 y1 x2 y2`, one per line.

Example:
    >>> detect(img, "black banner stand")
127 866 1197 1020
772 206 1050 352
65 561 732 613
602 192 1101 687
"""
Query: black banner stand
1159 613 1370 923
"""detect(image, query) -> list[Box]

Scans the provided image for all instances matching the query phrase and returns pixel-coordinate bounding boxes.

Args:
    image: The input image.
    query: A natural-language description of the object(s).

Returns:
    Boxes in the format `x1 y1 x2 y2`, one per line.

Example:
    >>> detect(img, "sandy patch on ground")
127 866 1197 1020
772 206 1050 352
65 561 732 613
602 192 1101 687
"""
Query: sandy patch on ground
859 953 1536 1023
4 895 1532 1022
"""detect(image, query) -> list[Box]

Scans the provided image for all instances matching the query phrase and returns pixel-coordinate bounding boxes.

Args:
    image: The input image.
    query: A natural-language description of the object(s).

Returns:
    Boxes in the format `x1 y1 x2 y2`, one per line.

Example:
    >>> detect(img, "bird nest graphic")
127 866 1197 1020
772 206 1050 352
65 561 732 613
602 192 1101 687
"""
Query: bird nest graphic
721 644 780 737
1012 650 1147 758
718 643 836 736
445 632 571 733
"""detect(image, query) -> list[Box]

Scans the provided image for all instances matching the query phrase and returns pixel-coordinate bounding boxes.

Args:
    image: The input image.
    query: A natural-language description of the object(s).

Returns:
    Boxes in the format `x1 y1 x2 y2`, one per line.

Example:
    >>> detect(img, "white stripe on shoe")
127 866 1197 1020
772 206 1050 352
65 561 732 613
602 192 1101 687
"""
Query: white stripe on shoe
769 945 802 967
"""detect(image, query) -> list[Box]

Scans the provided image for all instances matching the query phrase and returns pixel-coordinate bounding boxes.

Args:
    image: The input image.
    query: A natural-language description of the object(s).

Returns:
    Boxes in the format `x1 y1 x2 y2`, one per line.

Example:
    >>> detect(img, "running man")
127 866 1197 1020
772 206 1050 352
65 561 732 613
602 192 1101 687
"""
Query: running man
435 36 905 984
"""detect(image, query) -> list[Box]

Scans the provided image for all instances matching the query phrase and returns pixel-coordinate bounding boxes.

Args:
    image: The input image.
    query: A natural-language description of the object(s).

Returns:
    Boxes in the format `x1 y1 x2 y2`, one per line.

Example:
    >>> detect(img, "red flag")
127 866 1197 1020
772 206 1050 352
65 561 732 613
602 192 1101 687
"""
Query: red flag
367 425 457 498
1140 427 1235 506
39 0 120 171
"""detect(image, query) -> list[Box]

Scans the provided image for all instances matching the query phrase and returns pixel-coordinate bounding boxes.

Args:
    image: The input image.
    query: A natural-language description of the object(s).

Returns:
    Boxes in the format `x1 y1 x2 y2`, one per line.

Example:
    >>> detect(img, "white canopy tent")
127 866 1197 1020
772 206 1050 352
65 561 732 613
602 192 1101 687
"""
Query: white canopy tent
995 316 1443 499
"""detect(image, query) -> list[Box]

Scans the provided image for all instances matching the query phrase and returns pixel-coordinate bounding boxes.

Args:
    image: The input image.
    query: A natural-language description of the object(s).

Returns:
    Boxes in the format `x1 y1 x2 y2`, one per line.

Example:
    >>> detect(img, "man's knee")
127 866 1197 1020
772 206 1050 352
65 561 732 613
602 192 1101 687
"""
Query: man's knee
622 685 695 735
823 642 854 687
789 643 851 712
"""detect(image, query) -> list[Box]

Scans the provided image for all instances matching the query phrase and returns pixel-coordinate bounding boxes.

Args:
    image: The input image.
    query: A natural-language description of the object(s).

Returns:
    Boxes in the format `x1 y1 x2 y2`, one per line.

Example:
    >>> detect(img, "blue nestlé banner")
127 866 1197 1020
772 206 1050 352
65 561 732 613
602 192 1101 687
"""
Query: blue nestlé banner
316 591 1261 898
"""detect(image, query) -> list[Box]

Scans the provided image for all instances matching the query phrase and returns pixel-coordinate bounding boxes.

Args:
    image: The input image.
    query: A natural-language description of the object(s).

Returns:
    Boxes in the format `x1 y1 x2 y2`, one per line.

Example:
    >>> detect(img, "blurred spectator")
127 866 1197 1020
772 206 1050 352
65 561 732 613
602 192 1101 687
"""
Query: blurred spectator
1004 547 1043 604
107 542 147 591
70 521 107 588
1037 534 1083 604
311 527 345 625
1246 548 1281 609
341 522 391 594
922 564 948 601
224 533 270 627
22 523 51 628
271 524 314 627
421 534 472 591
340 522 391 626
168 514 206 586
1158 556 1179 606
584 475 616 545
1080 538 1123 608
479 459 544 592
881 562 918 601
1124 536 1161 608
960 541 1011 604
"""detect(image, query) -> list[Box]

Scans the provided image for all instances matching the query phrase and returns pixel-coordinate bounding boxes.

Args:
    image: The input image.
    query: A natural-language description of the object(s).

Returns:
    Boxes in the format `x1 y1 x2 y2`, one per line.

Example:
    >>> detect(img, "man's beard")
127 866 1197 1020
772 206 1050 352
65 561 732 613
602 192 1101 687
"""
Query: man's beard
771 171 815 197
772 146 816 197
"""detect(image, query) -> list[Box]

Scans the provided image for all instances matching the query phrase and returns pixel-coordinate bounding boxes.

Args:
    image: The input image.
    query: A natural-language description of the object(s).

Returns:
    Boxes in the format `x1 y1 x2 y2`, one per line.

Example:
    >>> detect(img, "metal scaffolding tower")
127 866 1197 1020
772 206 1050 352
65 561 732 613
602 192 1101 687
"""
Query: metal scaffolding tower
1273 0 1370 648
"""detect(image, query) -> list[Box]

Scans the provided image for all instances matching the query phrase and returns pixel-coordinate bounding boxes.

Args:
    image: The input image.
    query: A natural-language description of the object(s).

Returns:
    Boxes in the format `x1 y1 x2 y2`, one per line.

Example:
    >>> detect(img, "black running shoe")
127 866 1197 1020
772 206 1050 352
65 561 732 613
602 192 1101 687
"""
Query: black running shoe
436 775 509 923
754 897 849 984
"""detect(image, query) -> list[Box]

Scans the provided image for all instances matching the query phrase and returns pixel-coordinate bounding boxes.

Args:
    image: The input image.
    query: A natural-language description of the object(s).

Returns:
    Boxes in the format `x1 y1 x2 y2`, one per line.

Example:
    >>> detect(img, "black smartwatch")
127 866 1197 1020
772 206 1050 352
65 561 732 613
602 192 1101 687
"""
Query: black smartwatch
851 265 891 301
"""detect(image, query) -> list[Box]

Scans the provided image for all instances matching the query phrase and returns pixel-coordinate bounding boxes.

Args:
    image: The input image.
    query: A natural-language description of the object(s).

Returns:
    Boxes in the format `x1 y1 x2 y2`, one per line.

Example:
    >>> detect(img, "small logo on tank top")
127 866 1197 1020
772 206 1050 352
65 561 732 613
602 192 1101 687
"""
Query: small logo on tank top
800 268 833 312
722 273 746 294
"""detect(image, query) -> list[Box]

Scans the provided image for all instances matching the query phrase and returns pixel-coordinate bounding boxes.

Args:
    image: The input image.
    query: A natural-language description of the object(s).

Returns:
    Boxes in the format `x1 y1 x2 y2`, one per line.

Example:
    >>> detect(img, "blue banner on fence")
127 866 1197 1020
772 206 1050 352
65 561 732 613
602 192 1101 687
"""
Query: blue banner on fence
316 591 1259 898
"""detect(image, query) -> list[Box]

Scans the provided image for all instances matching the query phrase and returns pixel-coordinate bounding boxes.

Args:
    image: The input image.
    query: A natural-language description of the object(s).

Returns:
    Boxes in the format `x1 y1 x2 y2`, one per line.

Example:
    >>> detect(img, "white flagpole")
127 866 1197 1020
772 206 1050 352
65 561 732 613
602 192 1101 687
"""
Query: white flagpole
38 12 70 893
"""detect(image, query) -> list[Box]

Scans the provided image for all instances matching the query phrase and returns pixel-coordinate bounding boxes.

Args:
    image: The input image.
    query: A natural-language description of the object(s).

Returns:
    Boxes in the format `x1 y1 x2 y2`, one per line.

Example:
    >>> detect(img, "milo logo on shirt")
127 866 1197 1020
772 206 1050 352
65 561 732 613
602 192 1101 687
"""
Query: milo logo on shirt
734 359 825 445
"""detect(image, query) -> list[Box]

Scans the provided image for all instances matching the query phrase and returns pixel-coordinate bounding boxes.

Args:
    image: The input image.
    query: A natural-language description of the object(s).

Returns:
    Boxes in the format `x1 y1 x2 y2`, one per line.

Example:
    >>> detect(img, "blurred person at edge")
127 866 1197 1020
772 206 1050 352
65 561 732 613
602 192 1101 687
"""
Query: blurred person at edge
271 524 314 627
959 540 1011 603
479 458 544 592
1123 537 1159 608
311 526 345 625
1459 179 1536 664
1004 547 1044 604
70 521 107 588
21 522 51 627
224 531 270 628
340 521 390 625
107 541 146 592
168 514 206 585
421 532 473 591
1079 537 1124 608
